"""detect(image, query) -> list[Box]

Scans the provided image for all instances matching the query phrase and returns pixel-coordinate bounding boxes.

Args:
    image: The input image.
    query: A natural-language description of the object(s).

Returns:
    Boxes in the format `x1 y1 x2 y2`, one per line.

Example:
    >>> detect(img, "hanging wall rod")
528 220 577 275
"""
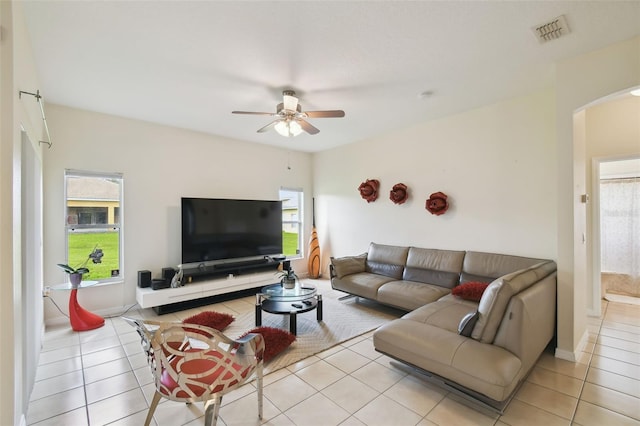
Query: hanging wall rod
18 89 53 148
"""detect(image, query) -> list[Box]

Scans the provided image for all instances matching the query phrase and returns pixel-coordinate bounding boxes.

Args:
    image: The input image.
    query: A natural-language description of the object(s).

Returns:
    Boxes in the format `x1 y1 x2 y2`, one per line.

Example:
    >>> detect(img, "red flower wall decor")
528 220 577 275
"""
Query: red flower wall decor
358 179 380 203
389 183 409 205
425 191 449 215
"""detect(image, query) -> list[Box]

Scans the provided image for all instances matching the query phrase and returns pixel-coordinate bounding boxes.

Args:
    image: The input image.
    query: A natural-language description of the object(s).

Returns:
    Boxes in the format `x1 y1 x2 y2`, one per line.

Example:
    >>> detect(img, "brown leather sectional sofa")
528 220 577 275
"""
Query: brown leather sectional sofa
330 242 557 413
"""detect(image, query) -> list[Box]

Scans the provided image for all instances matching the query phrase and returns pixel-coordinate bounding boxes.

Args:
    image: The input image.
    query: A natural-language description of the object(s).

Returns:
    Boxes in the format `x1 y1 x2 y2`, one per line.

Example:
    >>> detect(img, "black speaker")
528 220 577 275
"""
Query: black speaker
162 267 176 281
151 279 170 290
137 270 151 288
282 260 291 271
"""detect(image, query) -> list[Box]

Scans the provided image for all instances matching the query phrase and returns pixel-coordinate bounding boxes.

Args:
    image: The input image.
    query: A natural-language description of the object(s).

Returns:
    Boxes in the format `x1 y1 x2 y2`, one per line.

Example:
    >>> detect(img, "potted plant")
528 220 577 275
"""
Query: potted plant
276 268 298 289
57 245 103 286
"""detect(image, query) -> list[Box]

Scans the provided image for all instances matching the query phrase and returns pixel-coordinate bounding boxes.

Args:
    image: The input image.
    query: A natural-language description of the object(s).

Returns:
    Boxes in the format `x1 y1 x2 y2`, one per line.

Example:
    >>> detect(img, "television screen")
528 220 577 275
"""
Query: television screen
181 198 283 265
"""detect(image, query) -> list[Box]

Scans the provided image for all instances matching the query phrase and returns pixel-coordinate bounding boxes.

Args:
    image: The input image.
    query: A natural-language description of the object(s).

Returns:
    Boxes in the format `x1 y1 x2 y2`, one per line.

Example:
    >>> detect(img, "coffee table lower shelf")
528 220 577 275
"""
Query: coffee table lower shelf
255 295 323 335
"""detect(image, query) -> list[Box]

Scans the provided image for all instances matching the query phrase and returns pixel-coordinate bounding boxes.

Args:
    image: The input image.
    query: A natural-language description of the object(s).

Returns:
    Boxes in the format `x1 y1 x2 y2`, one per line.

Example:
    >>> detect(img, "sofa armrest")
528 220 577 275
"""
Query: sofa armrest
493 272 556 372
471 261 556 343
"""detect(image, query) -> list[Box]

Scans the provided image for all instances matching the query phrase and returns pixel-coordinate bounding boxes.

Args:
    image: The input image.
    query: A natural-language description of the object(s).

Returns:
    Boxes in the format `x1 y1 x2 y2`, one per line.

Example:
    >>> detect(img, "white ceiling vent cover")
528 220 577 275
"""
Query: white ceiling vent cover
533 15 570 43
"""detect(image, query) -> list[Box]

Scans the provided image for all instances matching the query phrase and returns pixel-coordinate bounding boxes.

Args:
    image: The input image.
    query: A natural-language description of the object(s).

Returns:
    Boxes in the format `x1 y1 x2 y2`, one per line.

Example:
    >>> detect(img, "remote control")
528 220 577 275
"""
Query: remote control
302 300 312 306
291 303 303 308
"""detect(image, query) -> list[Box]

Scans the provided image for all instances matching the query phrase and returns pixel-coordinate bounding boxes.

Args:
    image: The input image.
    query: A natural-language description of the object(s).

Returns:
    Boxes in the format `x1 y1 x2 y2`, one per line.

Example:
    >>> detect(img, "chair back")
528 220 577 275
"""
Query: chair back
124 317 264 402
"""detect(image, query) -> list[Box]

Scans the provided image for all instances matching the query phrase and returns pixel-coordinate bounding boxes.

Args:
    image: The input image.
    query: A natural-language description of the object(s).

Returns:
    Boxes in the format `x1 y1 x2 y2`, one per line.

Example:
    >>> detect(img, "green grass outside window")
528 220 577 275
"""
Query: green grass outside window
282 231 298 256
69 231 298 280
68 232 119 280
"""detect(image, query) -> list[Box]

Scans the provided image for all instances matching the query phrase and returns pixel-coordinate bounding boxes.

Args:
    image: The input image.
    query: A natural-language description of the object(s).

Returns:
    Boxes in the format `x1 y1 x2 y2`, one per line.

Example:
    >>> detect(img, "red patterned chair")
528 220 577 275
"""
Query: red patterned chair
124 317 265 426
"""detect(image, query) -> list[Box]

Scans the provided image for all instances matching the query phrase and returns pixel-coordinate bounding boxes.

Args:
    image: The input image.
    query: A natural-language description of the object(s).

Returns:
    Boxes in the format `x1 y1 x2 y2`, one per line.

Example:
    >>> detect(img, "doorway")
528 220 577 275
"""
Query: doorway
592 156 640 308
21 130 44 414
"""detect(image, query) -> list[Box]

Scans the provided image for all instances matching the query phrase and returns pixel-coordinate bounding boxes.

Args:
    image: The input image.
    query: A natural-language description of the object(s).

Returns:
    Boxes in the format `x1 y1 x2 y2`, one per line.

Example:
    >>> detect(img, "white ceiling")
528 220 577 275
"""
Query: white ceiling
22 1 640 153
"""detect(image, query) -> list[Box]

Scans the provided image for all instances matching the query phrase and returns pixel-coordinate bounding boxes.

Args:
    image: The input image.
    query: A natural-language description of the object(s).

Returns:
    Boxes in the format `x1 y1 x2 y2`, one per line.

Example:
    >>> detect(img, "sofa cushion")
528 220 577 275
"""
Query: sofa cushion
402 247 465 288
402 298 478 333
331 272 395 300
471 261 557 343
461 251 547 284
330 254 367 278
373 319 522 402
377 280 451 311
451 281 489 302
365 243 409 279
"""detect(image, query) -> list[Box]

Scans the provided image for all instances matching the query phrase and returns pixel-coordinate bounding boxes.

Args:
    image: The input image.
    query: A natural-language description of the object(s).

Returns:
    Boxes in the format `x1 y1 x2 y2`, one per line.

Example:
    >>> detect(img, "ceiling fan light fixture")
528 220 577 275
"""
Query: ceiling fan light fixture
233 89 343 137
275 119 303 137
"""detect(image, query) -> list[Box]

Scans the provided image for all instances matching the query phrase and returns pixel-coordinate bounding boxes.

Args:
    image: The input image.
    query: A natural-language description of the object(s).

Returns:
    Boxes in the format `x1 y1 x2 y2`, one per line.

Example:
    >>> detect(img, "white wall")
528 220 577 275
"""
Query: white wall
1 1 45 424
586 96 640 159
43 105 313 321
313 89 557 274
555 35 640 360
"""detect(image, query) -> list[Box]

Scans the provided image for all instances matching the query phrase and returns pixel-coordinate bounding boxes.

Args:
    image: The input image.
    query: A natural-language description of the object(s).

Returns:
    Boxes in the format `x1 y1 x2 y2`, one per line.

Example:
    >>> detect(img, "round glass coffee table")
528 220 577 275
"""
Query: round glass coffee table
255 282 323 335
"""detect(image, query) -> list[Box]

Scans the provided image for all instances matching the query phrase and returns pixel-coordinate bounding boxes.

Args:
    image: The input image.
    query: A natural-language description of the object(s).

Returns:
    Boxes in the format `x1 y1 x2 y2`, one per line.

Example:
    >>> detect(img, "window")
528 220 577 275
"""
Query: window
279 188 303 258
65 170 123 282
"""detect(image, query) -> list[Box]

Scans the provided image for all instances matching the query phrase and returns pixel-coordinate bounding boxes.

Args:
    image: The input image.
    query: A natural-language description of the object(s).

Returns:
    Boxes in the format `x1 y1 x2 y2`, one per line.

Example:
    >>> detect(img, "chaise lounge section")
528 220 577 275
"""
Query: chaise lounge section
330 243 557 412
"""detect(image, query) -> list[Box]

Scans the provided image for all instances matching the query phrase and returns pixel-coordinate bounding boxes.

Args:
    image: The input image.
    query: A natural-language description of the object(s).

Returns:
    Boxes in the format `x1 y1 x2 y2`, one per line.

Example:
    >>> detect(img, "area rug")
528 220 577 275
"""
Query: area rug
223 295 403 374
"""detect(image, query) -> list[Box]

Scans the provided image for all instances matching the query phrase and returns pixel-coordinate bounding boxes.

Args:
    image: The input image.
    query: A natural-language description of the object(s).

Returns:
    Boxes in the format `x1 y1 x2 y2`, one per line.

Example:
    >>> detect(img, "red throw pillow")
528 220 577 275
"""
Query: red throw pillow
240 326 296 362
183 311 234 332
452 282 490 302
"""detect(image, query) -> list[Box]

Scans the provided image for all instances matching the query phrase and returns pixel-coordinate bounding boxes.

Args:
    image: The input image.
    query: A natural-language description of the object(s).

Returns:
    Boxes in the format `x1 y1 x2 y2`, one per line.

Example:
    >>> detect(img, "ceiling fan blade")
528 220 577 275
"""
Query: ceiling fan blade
298 119 320 135
256 120 279 133
304 110 345 118
232 111 275 116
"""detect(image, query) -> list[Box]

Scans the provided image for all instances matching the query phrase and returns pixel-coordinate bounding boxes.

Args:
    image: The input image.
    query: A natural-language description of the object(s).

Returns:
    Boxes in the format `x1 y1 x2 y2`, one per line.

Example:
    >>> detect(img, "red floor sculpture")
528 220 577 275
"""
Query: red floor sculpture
69 288 105 331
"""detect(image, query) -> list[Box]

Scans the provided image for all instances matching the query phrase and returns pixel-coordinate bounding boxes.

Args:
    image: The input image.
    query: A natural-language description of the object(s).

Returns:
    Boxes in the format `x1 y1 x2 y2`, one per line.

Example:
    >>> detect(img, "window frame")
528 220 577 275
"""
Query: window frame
64 169 124 284
279 187 304 260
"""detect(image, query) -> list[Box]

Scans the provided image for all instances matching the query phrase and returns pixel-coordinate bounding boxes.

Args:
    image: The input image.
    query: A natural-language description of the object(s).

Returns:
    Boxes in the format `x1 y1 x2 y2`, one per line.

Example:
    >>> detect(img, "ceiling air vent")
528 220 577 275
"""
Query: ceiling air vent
533 15 570 43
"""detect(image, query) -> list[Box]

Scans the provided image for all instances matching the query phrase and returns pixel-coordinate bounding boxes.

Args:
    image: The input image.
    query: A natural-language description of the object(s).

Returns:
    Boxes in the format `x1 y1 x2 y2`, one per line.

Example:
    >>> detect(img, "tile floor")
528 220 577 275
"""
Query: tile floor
28 280 640 425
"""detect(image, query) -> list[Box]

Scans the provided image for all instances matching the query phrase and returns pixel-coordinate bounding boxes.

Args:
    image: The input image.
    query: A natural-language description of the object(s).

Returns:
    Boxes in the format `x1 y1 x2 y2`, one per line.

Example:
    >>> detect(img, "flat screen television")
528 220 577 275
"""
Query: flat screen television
181 198 283 265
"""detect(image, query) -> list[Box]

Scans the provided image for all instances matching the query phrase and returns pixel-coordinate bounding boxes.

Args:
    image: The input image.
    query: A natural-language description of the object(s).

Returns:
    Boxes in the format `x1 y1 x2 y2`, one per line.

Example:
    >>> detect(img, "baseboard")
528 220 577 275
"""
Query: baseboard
44 303 139 327
586 307 600 317
98 303 141 319
44 316 68 327
554 328 589 362
554 347 576 362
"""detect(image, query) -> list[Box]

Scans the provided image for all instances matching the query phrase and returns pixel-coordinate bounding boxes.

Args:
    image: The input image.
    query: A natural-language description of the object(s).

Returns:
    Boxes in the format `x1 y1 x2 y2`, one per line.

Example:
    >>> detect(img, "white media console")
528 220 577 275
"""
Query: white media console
136 270 277 312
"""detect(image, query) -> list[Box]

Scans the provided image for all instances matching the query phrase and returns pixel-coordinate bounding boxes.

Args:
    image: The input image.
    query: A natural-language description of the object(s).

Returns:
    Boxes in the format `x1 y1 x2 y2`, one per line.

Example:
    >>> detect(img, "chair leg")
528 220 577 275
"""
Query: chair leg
144 392 162 426
256 363 263 420
203 394 222 426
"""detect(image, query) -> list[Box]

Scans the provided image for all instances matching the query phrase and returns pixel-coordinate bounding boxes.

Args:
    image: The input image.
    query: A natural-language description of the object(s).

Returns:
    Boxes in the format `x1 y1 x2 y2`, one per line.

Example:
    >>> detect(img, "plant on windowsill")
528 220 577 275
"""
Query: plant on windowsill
57 245 104 287
276 269 298 290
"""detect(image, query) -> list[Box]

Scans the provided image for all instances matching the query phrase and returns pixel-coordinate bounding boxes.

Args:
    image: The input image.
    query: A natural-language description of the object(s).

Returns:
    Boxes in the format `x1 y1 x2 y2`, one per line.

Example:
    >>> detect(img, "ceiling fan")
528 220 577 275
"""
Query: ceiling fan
232 90 345 137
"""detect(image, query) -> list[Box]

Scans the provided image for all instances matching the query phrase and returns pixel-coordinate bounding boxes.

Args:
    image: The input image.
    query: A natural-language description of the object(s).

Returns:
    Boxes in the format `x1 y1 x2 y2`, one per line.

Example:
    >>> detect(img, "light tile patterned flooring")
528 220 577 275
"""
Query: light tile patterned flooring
28 280 640 425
